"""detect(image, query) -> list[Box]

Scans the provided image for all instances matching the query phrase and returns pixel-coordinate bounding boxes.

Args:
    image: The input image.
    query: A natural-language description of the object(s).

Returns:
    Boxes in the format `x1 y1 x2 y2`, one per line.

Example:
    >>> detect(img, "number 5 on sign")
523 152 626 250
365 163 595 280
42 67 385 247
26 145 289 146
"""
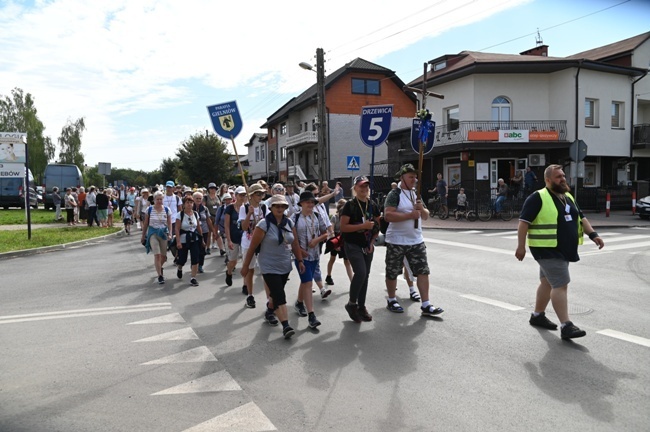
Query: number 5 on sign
359 105 393 147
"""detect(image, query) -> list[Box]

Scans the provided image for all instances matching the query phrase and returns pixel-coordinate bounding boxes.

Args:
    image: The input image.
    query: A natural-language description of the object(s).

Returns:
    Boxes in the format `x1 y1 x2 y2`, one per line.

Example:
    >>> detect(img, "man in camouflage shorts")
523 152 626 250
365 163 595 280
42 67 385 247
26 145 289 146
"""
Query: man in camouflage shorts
383 164 444 317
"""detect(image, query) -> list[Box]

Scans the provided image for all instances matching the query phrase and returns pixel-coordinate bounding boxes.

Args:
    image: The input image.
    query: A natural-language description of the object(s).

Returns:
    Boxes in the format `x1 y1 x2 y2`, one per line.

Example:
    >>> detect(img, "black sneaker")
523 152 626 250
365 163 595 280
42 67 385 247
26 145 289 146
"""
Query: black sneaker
242 285 248 295
529 312 558 330
421 304 444 316
265 310 279 326
294 301 307 317
283 326 295 339
177 267 182 279
205 248 211 255
225 272 232 286
345 303 361 323
308 314 321 329
386 300 404 313
357 306 372 322
561 321 586 339
220 249 226 256
190 278 199 287
157 275 165 285
325 275 334 285
246 295 256 309
198 265 204 273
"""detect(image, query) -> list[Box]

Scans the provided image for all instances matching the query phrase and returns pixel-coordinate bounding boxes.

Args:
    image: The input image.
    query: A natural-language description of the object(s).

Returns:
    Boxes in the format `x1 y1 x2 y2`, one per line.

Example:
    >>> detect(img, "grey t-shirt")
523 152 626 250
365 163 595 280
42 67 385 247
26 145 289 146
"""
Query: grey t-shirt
256 218 295 275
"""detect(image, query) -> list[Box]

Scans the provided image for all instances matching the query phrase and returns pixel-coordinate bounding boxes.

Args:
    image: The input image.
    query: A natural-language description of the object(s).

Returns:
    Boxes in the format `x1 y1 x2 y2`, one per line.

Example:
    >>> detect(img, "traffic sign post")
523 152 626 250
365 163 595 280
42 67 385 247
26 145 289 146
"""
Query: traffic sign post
206 101 248 189
359 105 393 194
347 156 360 171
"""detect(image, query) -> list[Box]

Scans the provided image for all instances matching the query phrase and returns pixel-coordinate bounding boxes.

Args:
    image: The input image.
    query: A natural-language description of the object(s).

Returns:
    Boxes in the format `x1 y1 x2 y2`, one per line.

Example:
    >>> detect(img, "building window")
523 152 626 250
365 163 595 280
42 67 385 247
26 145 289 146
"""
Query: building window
304 122 308 132
314 149 319 165
255 147 259 162
351 78 380 95
445 106 460 131
280 147 286 161
312 119 316 131
270 150 275 164
270 129 276 138
433 61 446 71
491 96 511 124
585 98 598 127
260 146 265 161
280 123 287 135
611 102 623 128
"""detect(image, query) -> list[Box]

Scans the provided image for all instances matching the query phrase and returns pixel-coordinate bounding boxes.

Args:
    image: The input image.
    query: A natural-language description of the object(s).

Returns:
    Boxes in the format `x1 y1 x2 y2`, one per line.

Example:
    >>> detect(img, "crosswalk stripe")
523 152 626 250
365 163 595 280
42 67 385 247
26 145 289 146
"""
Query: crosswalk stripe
460 294 524 311
595 235 650 243
127 312 186 325
0 303 172 320
458 230 483 234
133 327 199 342
0 305 171 324
424 238 516 256
596 232 623 236
141 346 218 365
151 370 242 395
181 402 277 432
596 329 650 348
481 231 516 236
593 241 650 251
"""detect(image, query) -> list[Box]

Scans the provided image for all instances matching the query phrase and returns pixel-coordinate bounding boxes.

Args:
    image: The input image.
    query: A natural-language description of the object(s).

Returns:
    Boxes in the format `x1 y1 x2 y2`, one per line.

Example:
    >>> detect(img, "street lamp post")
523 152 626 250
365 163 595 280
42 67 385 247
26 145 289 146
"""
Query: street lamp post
299 47 328 182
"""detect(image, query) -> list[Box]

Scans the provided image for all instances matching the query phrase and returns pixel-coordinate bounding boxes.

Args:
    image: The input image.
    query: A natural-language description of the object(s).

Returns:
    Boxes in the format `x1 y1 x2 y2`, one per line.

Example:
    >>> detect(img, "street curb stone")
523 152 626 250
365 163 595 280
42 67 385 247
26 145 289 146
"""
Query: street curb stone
0 229 125 260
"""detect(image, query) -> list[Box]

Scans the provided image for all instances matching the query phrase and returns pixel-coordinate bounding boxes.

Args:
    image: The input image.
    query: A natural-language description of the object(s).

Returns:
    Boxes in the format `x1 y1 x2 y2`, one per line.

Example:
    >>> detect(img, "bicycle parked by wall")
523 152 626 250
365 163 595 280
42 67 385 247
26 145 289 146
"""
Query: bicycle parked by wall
477 197 513 221
427 194 449 219
454 202 477 221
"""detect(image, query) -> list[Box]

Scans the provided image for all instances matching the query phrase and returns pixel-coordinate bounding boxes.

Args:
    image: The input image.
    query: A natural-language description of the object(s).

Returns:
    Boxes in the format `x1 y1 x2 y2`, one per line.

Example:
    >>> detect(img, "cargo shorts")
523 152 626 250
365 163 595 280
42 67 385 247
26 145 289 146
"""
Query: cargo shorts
385 242 430 280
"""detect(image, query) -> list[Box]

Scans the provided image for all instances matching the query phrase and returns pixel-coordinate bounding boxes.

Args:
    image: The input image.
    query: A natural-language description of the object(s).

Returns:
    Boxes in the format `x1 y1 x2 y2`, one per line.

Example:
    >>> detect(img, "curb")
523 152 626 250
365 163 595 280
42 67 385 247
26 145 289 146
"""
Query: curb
0 229 125 260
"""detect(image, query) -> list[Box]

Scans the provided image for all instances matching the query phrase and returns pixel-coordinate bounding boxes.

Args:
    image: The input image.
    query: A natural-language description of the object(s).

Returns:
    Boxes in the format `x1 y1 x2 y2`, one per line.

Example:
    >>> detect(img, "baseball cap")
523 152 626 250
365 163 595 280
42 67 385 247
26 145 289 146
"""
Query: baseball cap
234 186 246 195
165 181 174 188
208 182 217 189
353 175 370 186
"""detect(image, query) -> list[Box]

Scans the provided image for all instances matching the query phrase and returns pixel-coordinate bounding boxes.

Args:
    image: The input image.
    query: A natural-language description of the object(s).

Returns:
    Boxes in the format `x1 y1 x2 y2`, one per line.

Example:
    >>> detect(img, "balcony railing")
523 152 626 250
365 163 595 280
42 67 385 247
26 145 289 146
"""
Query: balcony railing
433 120 568 146
633 124 650 147
286 131 318 147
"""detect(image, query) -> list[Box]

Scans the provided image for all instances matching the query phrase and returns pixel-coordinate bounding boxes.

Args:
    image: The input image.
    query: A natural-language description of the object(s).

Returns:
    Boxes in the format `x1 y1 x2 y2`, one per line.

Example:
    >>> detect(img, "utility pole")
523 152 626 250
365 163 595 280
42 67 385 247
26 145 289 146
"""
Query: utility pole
316 48 328 182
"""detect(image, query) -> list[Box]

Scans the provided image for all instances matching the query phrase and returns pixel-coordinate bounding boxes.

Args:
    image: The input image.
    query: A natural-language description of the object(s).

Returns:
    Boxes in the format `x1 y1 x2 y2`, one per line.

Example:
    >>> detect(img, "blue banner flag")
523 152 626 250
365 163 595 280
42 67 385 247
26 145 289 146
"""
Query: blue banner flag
207 101 243 139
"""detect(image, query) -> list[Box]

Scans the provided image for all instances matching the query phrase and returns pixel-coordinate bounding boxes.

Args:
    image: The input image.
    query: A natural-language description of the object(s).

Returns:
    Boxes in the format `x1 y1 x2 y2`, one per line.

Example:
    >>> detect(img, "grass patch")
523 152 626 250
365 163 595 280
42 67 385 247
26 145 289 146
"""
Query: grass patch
0 226 122 254
0 208 60 225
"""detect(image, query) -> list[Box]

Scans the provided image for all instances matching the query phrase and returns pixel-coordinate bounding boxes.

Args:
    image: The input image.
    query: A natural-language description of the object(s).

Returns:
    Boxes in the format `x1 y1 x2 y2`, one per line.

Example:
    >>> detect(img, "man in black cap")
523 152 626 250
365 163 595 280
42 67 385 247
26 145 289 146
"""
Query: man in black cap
382 164 444 317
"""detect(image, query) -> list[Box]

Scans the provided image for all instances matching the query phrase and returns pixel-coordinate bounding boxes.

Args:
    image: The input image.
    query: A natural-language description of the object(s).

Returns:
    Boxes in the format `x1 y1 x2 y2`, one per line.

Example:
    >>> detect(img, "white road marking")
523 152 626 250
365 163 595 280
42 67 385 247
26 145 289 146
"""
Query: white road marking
481 231 516 237
181 402 277 432
595 232 623 236
579 250 613 257
424 238 516 256
460 294 525 311
141 346 217 365
593 235 650 243
458 230 483 234
502 235 519 239
0 303 172 324
127 312 186 325
151 370 242 395
133 327 199 342
591 241 650 251
596 329 650 348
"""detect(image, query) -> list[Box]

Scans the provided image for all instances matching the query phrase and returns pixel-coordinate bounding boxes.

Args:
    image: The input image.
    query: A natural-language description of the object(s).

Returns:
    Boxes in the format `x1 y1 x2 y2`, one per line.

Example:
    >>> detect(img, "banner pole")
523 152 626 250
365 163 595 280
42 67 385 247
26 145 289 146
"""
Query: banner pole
230 135 249 190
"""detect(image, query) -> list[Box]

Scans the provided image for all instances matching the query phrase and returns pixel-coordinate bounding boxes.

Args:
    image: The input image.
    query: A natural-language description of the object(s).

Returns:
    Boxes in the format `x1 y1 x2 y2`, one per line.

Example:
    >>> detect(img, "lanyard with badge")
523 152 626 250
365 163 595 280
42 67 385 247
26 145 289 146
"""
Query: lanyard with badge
558 195 572 221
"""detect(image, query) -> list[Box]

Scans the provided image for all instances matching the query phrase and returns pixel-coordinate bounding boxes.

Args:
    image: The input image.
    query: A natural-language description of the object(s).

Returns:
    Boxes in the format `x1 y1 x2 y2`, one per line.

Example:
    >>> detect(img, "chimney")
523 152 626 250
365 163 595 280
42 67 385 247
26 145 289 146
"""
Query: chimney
520 45 548 57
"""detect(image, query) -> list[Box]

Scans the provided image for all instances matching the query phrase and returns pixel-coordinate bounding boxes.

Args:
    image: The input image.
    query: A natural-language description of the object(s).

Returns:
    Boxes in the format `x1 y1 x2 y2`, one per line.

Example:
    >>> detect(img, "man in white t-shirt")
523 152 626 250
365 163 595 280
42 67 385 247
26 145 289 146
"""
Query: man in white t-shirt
383 164 444 317
238 183 269 308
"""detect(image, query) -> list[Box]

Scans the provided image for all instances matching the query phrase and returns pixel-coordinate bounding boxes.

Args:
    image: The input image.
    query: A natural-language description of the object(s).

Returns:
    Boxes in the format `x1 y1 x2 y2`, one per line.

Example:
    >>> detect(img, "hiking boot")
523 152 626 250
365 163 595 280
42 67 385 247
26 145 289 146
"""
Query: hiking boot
320 287 332 299
345 303 361 323
246 295 256 309
386 300 404 313
357 306 373 322
325 275 334 285
421 304 444 316
242 285 248 295
157 275 165 285
283 326 295 339
529 312 558 330
264 309 279 326
190 278 199 287
561 321 586 340
294 301 307 317
308 314 321 329
225 272 232 286
177 267 182 279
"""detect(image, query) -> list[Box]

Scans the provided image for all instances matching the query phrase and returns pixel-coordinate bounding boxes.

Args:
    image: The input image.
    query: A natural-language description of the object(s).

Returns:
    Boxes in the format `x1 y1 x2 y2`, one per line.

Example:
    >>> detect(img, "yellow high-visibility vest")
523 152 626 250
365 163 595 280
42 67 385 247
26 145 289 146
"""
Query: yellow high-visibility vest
527 188 583 247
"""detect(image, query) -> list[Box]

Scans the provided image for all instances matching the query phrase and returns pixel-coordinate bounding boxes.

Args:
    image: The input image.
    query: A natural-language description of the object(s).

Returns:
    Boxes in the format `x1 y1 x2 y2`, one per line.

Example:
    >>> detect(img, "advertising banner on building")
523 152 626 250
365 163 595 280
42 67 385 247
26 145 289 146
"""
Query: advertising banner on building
499 130 529 143
0 163 25 177
0 136 27 164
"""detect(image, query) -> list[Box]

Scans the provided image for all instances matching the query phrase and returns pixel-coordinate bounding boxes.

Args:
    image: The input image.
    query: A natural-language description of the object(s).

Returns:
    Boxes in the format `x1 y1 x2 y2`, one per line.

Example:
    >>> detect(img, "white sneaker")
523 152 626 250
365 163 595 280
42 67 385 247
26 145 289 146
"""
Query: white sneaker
320 287 332 299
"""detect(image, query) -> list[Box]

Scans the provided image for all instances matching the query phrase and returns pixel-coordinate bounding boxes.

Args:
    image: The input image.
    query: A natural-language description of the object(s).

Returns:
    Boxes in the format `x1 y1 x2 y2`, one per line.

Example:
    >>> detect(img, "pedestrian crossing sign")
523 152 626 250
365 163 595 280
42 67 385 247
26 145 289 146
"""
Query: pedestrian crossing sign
347 156 360 171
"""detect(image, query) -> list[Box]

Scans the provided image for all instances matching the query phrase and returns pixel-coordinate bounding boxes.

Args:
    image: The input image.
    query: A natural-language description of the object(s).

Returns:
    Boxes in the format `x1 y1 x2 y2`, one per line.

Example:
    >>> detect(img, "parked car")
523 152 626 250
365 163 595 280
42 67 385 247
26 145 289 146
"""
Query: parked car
0 168 38 209
43 164 84 210
36 185 44 204
637 195 650 220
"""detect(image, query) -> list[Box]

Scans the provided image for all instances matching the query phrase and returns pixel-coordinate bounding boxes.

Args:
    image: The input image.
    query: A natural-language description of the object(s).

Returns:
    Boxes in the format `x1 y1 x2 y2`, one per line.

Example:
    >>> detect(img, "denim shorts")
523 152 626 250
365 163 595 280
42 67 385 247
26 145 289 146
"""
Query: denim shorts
538 258 570 288
295 259 317 283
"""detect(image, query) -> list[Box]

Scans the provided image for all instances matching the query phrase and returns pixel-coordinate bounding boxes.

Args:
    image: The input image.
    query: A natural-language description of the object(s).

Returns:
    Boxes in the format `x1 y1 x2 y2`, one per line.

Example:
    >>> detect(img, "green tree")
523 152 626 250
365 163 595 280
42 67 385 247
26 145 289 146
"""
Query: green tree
83 165 104 189
0 88 56 181
58 117 85 169
176 132 231 186
159 157 180 184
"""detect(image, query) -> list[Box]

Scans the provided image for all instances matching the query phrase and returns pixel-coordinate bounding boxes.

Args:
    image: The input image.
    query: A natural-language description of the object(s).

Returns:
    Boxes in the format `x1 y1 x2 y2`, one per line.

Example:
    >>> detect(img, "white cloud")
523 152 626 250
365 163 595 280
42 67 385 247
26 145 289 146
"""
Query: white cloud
0 0 528 171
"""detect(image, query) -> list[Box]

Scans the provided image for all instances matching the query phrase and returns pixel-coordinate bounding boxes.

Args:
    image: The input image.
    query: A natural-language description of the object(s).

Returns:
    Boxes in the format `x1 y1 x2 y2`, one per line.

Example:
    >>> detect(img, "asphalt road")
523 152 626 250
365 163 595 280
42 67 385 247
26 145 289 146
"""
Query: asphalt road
0 227 648 431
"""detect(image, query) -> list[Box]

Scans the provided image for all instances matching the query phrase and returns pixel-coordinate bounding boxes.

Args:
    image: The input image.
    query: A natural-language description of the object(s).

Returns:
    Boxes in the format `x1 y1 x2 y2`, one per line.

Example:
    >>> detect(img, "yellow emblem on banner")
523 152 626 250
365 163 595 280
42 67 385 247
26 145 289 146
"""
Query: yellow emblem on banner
220 115 234 131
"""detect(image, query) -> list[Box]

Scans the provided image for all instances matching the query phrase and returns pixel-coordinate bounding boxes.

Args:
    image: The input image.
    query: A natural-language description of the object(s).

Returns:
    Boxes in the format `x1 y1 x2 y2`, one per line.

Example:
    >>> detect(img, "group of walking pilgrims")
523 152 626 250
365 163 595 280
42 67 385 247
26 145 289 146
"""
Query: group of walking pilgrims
139 164 443 339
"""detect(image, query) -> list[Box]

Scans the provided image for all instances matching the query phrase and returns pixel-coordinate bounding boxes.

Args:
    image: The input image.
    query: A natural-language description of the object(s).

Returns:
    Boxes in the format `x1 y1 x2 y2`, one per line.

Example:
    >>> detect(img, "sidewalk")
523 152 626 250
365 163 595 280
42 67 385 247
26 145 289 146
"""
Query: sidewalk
421 210 650 231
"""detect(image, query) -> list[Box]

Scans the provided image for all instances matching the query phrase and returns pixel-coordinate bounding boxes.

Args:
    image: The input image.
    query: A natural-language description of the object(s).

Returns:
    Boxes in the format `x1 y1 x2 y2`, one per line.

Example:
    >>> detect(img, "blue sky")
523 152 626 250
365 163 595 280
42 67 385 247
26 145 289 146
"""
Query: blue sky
1 0 648 172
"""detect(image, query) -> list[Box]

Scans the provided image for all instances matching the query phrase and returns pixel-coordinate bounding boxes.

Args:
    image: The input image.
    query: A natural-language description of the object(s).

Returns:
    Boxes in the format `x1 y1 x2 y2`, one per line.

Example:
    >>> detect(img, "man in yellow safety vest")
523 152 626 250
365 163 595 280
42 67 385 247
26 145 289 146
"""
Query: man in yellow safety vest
516 164 604 340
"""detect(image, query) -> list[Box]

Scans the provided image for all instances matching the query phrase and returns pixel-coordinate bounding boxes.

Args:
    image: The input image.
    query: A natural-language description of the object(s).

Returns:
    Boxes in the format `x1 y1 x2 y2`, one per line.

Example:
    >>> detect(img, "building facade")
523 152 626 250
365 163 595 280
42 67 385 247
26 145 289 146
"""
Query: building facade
245 133 269 182
261 58 417 186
